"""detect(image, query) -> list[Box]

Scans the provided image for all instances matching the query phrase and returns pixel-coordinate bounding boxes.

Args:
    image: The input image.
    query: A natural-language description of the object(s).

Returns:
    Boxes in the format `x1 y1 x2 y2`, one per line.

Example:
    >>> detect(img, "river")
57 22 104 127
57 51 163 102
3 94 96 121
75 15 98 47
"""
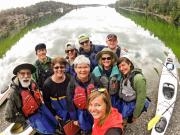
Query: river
0 6 179 135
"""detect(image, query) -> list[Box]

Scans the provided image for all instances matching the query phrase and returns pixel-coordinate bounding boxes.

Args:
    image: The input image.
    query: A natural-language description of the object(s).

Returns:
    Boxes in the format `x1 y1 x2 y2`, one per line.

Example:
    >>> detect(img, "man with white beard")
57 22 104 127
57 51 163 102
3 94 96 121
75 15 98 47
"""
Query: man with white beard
5 63 60 134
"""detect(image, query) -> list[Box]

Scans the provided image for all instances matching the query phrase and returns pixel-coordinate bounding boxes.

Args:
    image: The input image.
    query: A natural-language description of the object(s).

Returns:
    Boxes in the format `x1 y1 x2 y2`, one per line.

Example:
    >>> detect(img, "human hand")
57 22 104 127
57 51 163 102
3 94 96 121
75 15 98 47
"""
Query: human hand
73 120 79 126
55 115 62 122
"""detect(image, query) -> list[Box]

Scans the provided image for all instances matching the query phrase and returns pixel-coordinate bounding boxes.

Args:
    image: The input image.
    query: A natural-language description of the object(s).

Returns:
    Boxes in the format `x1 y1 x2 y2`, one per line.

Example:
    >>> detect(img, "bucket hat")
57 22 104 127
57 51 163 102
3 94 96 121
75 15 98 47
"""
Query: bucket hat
13 63 36 75
96 48 118 63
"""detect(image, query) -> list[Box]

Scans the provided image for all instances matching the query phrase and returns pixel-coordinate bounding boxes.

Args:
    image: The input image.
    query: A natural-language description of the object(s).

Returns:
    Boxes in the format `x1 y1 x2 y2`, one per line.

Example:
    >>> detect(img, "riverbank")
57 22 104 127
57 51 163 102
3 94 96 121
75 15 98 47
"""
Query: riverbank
0 1 75 58
116 7 180 62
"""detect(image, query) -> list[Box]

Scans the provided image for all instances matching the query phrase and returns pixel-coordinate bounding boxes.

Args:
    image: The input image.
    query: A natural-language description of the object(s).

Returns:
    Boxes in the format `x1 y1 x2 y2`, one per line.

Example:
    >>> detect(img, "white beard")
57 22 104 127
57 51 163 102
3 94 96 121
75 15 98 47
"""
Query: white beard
19 78 31 88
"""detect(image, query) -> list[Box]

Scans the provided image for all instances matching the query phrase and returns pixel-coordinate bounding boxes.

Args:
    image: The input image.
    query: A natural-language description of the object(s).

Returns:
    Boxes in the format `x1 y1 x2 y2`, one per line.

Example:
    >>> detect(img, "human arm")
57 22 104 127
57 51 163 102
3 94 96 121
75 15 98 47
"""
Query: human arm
42 79 57 116
133 74 146 118
66 81 77 120
5 89 26 123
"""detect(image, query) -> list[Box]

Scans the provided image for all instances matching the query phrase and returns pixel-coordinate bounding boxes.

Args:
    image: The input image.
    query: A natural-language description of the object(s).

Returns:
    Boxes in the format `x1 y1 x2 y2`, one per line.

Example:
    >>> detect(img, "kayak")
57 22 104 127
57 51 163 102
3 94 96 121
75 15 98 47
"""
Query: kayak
0 86 10 106
0 123 35 135
151 54 178 135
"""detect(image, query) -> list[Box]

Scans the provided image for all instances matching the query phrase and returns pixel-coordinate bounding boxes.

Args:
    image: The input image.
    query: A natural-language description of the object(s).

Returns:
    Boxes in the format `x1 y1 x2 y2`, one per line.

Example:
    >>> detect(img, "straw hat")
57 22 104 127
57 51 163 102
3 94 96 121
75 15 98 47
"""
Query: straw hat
96 48 118 63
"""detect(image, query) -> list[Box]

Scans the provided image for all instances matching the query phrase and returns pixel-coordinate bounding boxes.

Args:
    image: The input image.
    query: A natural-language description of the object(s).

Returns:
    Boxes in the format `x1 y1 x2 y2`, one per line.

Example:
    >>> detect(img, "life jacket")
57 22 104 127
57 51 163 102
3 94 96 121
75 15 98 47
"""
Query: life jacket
98 67 119 95
119 69 142 102
20 83 42 117
73 78 96 110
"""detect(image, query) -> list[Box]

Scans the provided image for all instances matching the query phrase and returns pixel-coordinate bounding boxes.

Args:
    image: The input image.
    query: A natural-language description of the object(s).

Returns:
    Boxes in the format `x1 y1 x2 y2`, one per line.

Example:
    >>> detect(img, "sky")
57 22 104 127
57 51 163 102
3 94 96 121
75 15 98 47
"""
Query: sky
0 0 117 11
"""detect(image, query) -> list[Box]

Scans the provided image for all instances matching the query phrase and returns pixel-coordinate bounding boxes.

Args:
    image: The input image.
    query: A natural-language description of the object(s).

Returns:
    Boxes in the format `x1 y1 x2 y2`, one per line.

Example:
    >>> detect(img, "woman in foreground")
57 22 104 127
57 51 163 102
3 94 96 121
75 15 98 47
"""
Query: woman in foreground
88 88 123 135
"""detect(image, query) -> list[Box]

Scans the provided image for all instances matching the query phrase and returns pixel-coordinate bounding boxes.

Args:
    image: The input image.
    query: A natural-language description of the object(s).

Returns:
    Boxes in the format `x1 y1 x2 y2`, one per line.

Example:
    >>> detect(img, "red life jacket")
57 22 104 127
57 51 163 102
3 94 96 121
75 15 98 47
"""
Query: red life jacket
73 82 95 110
20 83 42 117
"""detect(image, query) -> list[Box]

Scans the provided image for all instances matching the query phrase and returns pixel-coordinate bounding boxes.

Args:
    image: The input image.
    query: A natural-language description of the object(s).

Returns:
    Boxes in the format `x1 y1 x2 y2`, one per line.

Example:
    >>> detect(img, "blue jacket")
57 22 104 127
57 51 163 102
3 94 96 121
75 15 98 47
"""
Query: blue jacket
79 44 104 70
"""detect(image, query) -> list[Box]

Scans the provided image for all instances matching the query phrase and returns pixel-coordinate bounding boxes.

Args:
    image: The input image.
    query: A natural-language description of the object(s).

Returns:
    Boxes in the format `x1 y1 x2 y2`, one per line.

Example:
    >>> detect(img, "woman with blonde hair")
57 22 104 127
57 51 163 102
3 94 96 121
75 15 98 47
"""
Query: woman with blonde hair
88 88 123 135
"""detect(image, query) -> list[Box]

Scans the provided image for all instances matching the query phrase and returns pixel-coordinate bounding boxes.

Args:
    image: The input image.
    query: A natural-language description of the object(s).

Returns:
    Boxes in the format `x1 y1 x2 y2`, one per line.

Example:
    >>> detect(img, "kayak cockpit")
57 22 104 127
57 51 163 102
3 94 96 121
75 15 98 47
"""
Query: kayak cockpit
163 83 175 100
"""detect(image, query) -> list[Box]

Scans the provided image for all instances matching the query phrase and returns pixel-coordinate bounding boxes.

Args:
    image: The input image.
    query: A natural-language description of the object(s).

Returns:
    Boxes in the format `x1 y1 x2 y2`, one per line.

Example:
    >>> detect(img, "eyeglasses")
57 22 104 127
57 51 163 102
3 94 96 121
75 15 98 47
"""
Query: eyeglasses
65 49 74 53
101 57 111 61
54 66 65 70
80 40 89 45
18 71 31 76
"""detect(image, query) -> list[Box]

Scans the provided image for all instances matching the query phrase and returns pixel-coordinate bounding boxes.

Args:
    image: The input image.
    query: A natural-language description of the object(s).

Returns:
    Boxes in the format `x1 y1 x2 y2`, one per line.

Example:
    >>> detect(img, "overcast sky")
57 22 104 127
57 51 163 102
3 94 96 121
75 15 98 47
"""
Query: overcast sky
0 0 117 11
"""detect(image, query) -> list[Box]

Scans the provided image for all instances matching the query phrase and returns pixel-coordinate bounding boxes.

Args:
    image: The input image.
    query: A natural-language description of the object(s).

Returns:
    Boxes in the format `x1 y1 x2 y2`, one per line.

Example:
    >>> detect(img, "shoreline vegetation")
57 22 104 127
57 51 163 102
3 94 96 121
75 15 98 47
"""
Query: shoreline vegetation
0 1 76 58
115 7 180 61
0 1 179 61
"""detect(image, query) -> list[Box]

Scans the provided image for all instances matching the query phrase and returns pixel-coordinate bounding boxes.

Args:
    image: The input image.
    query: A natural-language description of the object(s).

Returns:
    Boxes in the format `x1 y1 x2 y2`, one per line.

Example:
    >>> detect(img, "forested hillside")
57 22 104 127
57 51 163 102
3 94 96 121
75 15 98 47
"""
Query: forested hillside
115 0 180 25
0 1 75 40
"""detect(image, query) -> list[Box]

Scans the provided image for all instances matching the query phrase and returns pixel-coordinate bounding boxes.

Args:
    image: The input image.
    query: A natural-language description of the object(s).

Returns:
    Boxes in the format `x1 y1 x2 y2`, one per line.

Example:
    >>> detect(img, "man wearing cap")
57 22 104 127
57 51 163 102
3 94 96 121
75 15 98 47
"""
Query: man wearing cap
106 33 127 58
78 34 105 71
33 43 53 91
65 42 78 77
4 63 61 134
66 55 103 135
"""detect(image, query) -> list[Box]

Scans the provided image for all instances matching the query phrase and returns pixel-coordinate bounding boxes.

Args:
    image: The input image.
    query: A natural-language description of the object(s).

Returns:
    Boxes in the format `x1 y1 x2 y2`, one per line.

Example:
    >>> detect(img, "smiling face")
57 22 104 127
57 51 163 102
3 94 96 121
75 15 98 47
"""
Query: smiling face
88 95 106 120
80 40 91 52
118 61 131 75
17 69 31 88
106 38 118 50
74 63 90 82
101 54 112 69
66 49 76 59
53 63 65 78
36 48 47 62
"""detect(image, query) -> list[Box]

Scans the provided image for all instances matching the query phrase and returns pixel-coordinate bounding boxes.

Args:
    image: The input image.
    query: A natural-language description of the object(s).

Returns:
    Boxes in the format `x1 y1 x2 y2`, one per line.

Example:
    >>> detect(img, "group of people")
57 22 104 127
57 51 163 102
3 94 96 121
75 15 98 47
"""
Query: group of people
4 33 150 135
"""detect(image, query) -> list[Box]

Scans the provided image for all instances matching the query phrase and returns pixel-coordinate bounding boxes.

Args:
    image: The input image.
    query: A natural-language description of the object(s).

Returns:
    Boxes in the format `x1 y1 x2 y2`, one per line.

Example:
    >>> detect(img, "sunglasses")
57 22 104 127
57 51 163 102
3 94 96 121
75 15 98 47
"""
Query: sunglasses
54 66 65 70
80 40 89 45
65 49 74 53
101 57 111 61
91 88 107 93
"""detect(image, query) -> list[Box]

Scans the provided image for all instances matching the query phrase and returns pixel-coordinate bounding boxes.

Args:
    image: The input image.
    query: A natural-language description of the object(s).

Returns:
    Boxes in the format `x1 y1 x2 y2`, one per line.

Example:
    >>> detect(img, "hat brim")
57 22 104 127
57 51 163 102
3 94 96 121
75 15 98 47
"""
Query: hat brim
13 63 36 75
96 50 118 62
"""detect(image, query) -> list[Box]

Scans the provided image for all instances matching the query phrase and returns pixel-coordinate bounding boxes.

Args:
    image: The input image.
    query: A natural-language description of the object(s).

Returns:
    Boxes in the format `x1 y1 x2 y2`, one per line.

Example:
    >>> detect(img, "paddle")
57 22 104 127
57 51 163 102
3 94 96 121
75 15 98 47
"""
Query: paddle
147 100 175 130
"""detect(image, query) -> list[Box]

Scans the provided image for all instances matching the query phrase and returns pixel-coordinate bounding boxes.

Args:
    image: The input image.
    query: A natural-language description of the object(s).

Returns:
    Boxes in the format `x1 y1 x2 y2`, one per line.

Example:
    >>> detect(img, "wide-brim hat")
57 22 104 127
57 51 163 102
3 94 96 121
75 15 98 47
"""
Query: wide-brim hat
96 48 118 62
13 63 36 75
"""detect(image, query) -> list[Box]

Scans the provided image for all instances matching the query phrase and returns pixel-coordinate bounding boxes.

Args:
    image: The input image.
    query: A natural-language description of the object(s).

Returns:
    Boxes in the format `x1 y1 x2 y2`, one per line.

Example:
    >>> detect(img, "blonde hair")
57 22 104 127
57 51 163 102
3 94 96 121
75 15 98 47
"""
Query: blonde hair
87 89 112 126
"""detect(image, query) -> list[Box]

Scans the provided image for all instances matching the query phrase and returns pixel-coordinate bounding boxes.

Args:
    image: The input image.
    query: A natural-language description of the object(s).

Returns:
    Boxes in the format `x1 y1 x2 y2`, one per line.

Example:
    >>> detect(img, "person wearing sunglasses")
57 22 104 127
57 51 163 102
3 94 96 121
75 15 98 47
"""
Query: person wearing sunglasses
92 48 122 113
64 42 79 77
42 56 74 133
78 33 105 71
106 33 127 58
117 57 150 126
66 55 103 135
88 88 123 135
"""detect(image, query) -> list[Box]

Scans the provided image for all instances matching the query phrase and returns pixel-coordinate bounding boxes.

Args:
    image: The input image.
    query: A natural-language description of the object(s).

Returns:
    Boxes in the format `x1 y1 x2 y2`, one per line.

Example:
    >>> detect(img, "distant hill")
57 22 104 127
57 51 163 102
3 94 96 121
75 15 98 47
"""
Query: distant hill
0 1 76 40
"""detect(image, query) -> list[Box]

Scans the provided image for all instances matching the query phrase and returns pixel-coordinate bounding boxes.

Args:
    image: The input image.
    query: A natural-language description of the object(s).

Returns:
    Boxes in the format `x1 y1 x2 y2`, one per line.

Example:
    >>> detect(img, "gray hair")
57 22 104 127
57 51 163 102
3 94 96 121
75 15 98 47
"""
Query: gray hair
73 55 90 66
